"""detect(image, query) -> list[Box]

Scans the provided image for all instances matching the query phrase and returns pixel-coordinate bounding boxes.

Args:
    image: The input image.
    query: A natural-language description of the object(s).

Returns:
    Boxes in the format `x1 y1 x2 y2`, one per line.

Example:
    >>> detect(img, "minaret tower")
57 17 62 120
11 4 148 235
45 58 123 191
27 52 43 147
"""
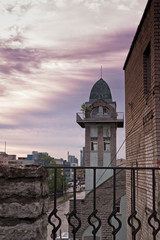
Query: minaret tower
76 78 124 194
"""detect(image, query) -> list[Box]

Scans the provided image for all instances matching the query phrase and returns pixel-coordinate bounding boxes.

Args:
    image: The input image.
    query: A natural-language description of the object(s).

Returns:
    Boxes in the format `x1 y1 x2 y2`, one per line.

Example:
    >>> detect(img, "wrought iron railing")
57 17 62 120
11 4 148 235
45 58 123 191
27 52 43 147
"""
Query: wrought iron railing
47 166 160 240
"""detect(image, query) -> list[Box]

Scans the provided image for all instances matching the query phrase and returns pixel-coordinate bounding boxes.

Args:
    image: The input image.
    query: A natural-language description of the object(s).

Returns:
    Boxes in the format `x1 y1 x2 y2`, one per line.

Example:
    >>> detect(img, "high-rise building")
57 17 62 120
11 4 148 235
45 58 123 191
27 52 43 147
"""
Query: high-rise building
68 154 78 166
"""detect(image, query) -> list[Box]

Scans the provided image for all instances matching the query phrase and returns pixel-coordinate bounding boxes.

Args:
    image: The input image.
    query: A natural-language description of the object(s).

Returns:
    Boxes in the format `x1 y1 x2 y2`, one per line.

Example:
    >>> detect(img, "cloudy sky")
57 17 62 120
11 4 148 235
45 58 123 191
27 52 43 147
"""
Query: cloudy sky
0 0 148 161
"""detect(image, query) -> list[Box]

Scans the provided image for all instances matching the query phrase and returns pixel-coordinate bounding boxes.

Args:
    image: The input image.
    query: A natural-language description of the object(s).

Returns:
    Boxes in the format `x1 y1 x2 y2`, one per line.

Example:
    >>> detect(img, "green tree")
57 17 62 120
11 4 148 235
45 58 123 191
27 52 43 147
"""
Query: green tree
81 103 89 117
40 155 68 199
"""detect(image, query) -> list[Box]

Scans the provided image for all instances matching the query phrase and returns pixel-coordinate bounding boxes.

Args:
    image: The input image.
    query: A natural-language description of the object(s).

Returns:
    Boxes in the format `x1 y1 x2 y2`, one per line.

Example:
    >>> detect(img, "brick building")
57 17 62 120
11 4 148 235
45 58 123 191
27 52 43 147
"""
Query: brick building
77 78 124 194
124 0 160 239
71 78 126 239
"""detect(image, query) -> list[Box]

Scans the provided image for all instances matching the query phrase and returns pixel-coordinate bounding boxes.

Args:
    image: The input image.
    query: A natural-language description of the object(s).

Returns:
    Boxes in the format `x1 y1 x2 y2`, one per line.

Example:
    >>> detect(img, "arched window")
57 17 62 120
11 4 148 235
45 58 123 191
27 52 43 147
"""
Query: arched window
91 107 99 116
103 107 110 115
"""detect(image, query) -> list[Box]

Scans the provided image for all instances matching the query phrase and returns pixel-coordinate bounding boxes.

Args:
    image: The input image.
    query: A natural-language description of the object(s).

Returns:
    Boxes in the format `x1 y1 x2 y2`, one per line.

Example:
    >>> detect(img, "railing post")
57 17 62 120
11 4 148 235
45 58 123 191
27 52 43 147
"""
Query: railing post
128 168 141 240
113 169 116 240
68 167 81 240
48 167 62 240
73 168 77 240
88 167 101 240
108 168 121 239
148 169 160 240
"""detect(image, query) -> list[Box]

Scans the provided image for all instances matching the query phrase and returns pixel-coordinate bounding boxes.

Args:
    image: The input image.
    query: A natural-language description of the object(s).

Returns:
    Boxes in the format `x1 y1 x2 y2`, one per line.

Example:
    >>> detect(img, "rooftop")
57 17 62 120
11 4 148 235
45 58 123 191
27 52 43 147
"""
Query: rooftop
89 78 112 102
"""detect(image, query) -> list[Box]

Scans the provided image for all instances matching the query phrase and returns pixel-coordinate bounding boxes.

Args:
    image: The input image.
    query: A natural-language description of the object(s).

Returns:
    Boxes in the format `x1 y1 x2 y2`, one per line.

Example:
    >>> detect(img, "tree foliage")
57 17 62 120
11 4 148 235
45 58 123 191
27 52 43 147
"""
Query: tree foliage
40 155 68 199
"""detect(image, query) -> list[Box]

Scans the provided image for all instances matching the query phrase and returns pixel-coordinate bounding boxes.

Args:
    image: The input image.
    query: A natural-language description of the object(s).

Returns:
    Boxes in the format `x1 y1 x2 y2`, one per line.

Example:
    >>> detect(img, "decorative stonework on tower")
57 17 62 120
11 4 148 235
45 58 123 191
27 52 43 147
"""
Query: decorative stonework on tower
77 78 124 193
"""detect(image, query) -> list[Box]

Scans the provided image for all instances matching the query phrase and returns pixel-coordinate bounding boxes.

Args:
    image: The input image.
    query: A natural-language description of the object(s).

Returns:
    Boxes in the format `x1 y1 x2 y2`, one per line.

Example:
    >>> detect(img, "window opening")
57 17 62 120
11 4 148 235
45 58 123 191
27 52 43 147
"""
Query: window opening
104 137 110 151
103 107 110 115
91 137 98 151
91 107 99 116
144 43 151 93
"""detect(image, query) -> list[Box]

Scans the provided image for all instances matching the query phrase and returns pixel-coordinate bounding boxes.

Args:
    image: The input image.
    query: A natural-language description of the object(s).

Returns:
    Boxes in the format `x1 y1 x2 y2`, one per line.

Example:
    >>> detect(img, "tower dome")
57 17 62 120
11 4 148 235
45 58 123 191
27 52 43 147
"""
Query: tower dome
89 78 112 101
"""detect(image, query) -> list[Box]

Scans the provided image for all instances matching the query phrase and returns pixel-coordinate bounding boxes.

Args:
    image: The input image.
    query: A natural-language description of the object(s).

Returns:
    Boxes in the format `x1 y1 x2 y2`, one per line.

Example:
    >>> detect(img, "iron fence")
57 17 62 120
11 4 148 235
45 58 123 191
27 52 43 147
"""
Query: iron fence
46 166 160 240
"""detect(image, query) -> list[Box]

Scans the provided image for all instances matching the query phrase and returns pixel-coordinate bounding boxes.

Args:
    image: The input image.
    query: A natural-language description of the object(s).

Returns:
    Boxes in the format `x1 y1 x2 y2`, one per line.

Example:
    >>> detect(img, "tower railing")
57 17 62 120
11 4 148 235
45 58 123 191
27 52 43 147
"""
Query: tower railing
76 112 124 120
76 112 124 128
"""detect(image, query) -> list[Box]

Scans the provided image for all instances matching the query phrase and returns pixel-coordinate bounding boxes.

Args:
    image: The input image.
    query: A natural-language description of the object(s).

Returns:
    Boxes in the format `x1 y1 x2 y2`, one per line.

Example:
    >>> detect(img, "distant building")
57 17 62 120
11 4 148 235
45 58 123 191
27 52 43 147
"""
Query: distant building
0 152 8 165
24 151 49 165
34 151 48 164
0 153 22 165
54 158 64 165
8 155 19 165
24 151 72 180
32 151 39 162
27 155 33 161
53 158 72 180
68 154 78 167
19 156 34 165
63 161 71 181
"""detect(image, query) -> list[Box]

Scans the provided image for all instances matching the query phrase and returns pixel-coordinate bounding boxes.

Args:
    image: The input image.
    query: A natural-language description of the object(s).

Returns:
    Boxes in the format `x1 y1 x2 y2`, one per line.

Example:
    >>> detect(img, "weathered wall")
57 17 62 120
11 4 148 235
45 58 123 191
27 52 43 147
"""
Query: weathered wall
0 164 49 240
124 0 160 239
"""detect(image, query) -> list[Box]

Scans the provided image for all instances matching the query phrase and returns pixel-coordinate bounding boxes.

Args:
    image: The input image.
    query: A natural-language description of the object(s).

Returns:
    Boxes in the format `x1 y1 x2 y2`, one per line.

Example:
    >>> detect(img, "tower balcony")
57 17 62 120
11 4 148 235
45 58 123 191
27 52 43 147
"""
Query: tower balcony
76 112 124 128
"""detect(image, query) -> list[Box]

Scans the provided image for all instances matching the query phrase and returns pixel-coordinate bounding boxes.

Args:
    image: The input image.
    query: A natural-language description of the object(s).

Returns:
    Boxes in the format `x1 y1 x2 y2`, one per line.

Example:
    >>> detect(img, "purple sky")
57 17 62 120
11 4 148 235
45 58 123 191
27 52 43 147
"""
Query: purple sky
0 0 148 161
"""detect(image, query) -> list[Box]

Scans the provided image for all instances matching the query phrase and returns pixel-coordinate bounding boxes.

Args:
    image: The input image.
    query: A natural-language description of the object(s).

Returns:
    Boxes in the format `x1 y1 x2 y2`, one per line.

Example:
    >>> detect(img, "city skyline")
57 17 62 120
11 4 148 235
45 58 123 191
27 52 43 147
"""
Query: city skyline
0 0 148 160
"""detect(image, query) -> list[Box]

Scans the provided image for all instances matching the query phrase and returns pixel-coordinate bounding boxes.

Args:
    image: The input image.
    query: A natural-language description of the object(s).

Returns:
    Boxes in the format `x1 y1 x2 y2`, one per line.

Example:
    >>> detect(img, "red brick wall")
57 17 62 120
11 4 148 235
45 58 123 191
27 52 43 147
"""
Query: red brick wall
124 0 160 239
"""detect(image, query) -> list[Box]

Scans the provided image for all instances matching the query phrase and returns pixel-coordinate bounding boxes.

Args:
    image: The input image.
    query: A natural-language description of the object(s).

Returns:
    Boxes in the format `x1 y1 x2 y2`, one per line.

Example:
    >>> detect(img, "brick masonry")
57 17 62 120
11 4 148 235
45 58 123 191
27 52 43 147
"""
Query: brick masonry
98 125 103 166
0 164 49 240
124 0 160 239
69 170 126 240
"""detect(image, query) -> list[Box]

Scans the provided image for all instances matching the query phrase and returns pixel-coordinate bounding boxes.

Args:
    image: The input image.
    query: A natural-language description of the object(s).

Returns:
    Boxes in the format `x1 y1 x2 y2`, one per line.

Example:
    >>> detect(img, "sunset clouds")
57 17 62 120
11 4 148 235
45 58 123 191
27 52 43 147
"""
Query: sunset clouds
0 0 147 159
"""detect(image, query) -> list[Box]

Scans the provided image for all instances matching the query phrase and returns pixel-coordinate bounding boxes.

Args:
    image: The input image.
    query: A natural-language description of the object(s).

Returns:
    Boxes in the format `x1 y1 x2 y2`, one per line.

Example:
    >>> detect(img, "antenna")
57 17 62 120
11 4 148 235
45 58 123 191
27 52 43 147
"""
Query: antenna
101 65 102 78
5 141 6 153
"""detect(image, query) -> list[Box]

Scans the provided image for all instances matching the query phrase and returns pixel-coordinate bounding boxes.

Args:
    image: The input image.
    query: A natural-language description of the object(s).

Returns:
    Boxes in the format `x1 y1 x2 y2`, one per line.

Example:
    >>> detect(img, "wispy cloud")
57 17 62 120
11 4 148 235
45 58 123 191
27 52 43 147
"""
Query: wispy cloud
0 0 147 159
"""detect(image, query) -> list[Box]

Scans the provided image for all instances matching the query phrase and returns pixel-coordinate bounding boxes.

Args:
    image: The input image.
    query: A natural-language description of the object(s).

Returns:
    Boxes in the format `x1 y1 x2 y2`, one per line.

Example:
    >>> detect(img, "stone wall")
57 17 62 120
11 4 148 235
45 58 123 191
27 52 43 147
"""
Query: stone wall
0 164 49 240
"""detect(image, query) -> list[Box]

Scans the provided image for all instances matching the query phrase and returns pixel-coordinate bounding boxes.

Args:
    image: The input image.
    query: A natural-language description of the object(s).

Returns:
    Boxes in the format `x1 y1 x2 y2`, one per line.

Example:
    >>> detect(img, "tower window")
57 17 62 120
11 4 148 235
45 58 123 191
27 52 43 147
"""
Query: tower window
143 43 151 94
91 137 98 151
104 137 110 151
103 107 110 115
91 107 99 116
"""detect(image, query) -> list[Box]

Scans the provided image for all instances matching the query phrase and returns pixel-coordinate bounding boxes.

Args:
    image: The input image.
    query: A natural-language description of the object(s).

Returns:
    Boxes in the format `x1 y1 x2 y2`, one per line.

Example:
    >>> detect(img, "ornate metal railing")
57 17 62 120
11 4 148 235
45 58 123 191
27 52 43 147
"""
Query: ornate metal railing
47 166 160 240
